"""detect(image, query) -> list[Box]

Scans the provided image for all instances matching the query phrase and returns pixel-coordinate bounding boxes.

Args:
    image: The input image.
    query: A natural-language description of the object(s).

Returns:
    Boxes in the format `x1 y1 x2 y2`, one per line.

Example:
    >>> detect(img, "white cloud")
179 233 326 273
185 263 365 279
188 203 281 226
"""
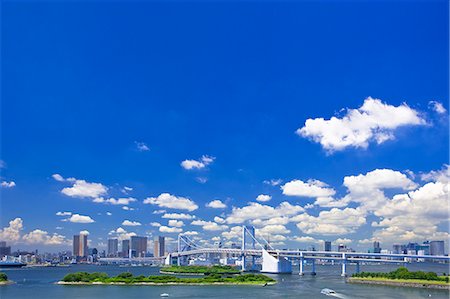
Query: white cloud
206 199 227 209
168 220 184 227
263 179 283 186
429 101 447 114
93 197 137 205
109 227 137 241
159 226 183 233
68 214 95 223
143 193 198 211
334 238 352 245
106 212 112 216
191 220 228 231
153 209 167 214
282 179 335 198
122 220 142 226
135 141 150 151
61 178 108 198
297 97 426 152
221 226 242 240
150 222 161 227
226 202 304 224
162 213 194 220
1 181 16 188
80 230 90 235
214 216 226 224
56 211 72 216
255 194 272 202
22 230 68 245
292 208 366 235
122 206 135 211
196 177 208 184
182 231 198 236
0 218 23 242
291 236 320 243
52 174 65 182
181 155 215 170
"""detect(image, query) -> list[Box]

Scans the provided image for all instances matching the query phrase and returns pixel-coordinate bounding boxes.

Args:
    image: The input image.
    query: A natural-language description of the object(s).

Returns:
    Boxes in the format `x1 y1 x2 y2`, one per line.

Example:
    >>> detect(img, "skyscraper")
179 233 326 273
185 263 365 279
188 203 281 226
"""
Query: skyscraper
73 233 88 257
131 236 148 258
373 241 381 253
430 241 445 256
154 236 165 257
324 241 332 252
122 240 130 258
107 239 119 257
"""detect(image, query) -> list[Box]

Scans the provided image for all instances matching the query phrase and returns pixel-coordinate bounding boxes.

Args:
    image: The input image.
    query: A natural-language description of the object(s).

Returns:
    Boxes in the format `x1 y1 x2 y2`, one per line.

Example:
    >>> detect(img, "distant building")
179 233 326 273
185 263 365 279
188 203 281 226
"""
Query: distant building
131 236 148 257
0 241 11 257
324 241 332 252
122 240 130 258
107 239 119 257
338 244 347 252
373 241 381 253
430 241 445 256
73 234 88 257
154 236 165 257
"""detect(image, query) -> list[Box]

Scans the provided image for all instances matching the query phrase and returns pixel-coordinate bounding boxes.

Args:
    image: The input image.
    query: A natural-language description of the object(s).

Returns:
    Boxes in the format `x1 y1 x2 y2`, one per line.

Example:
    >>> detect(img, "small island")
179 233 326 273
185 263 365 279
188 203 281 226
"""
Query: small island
160 265 240 275
348 267 450 290
58 271 276 286
0 272 13 285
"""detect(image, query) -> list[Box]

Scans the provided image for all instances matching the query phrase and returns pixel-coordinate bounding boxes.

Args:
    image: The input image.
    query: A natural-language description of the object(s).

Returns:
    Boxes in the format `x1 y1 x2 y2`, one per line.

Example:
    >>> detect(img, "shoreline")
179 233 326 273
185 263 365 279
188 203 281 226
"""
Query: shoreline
159 271 205 276
347 277 450 290
0 280 15 286
56 281 276 286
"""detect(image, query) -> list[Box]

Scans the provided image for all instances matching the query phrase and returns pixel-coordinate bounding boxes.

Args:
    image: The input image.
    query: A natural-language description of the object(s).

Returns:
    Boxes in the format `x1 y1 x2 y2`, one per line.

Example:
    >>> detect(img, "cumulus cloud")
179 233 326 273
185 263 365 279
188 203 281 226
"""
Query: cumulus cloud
292 208 366 235
56 211 72 216
297 97 426 152
122 220 142 226
68 214 95 223
334 238 352 245
150 222 161 227
281 179 335 198
93 197 137 205
191 220 228 231
429 101 447 114
182 231 199 236
226 202 304 224
60 177 108 198
159 226 183 233
291 236 320 243
162 213 194 220
255 194 272 202
206 200 227 209
168 220 184 227
181 155 215 170
109 227 137 241
0 218 23 242
143 193 198 211
22 230 68 245
1 181 16 188
135 141 150 151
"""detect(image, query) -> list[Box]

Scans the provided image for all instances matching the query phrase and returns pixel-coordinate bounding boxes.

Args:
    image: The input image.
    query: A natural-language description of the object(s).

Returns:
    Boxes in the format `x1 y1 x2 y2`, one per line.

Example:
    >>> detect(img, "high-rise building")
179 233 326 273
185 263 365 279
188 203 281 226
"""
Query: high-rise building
0 241 11 257
324 241 332 252
338 244 347 252
154 236 165 257
131 236 148 258
107 239 119 257
73 234 88 257
122 240 130 258
430 241 445 256
373 241 381 253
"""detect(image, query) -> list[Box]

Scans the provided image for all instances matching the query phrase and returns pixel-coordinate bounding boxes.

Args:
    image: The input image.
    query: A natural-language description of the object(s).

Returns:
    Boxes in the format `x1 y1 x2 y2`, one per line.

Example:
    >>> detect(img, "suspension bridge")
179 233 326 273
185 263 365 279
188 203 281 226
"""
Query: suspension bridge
100 225 450 276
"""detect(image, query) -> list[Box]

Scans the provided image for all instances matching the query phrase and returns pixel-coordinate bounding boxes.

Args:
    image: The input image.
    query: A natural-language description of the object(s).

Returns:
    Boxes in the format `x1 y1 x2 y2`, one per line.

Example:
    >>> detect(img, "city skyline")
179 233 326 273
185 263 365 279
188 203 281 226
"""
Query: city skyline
1 1 449 254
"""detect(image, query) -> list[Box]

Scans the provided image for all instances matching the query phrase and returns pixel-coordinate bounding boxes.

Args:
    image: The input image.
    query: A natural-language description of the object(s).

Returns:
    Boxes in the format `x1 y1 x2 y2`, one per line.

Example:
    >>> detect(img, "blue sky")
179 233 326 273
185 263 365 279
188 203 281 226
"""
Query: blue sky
1 0 448 253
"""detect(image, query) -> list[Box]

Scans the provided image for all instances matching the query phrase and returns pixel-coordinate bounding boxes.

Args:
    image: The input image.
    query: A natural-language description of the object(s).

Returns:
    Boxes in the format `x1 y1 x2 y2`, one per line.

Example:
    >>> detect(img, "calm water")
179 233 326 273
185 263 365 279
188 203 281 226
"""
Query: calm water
1 263 449 298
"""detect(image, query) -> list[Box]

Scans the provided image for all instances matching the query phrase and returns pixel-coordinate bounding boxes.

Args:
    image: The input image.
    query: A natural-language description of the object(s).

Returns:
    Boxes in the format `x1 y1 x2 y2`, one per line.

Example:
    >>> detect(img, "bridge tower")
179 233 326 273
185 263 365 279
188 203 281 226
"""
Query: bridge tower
241 225 256 271
177 234 193 266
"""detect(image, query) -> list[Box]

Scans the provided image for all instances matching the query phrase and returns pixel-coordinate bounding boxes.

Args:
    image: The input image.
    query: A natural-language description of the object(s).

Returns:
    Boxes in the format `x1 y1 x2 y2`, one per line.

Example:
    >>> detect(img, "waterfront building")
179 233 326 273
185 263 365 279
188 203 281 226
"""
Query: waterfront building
122 239 130 258
131 236 148 257
153 236 165 257
324 241 332 252
0 241 11 257
373 241 381 253
72 234 88 257
107 239 119 257
337 244 347 252
430 240 445 256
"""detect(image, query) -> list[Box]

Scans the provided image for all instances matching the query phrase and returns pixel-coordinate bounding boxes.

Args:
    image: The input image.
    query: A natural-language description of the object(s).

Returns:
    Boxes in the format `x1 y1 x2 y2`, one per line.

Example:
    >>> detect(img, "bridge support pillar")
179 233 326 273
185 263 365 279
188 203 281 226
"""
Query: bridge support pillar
311 259 316 275
299 254 304 276
341 253 347 277
356 261 360 274
241 254 246 271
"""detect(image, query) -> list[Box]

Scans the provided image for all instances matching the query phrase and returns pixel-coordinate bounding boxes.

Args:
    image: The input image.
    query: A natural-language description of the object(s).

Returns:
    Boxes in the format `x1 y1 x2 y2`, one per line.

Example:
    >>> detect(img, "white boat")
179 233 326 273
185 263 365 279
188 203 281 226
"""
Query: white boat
160 294 169 297
321 288 337 296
